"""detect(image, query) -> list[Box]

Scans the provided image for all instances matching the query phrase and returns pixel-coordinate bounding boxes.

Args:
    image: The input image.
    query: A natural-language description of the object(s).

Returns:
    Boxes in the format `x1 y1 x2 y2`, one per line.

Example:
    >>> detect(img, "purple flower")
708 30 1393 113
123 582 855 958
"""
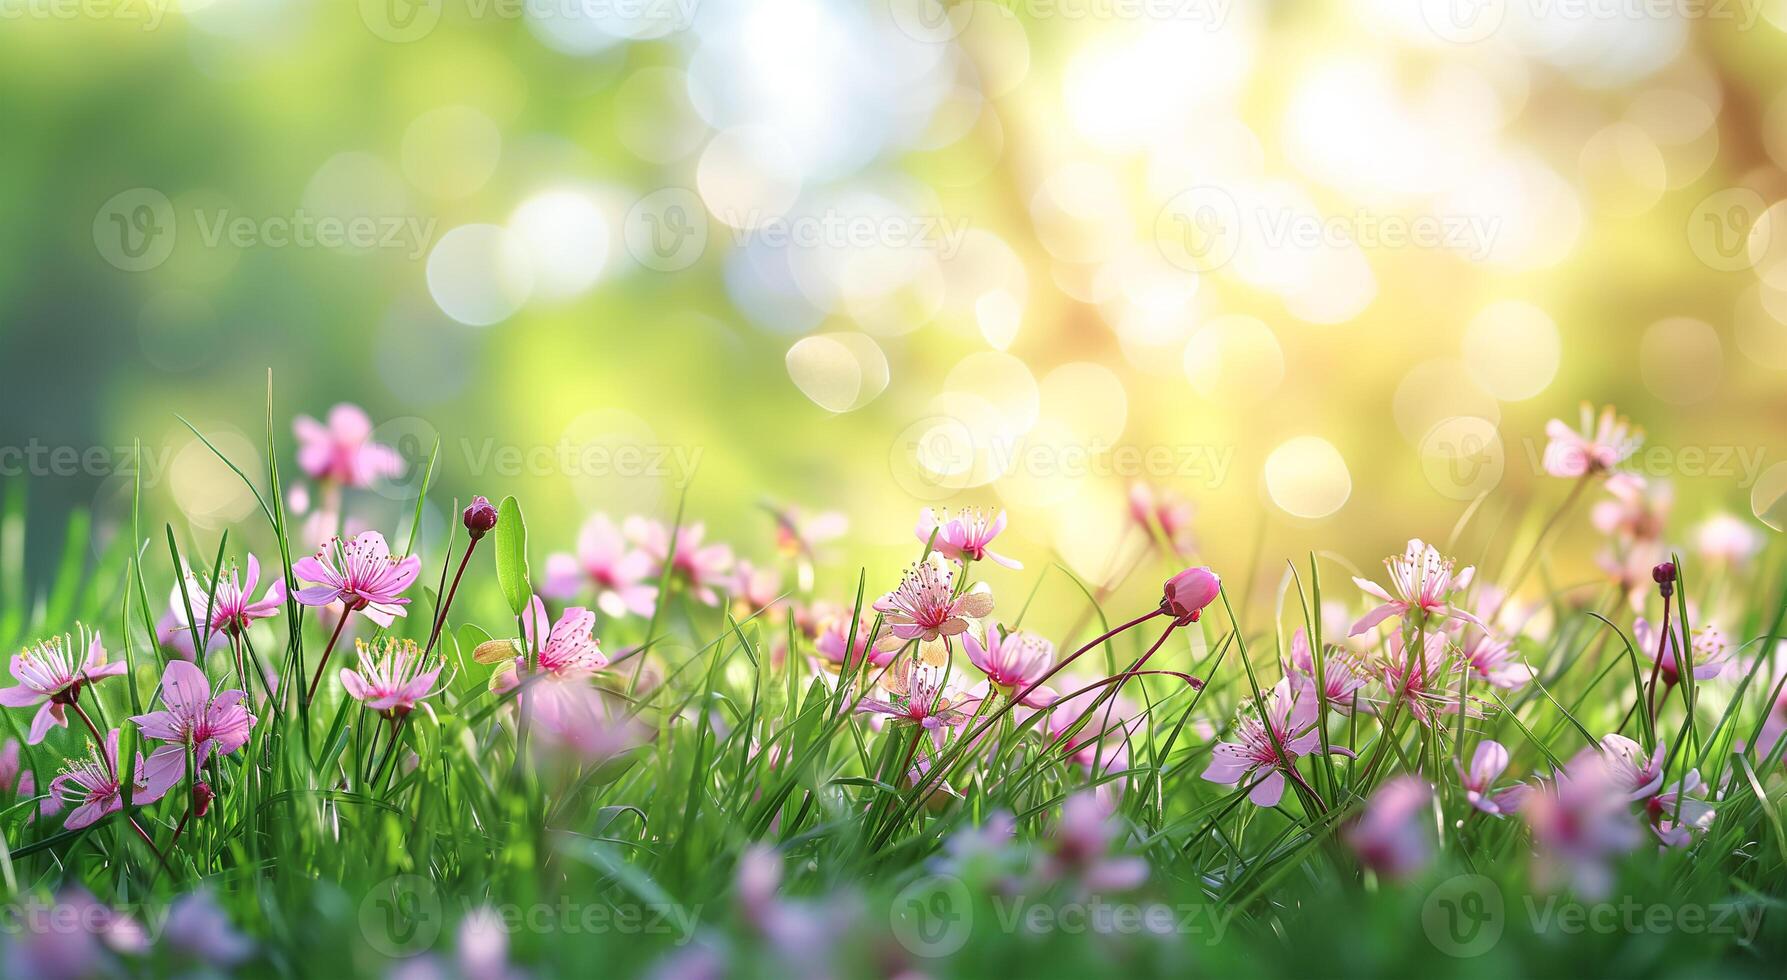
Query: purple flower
165 890 254 968
1456 740 1529 816
292 531 422 627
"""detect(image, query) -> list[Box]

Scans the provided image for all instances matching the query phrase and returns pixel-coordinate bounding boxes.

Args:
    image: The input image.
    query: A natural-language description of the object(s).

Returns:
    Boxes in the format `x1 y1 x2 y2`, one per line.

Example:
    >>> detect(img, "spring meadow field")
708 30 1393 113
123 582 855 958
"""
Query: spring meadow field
9 3 1787 979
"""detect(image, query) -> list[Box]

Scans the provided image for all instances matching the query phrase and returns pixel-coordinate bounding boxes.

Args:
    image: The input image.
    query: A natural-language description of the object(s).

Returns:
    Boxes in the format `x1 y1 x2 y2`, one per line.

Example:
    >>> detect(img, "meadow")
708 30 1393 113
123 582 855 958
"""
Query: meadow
0 389 1781 979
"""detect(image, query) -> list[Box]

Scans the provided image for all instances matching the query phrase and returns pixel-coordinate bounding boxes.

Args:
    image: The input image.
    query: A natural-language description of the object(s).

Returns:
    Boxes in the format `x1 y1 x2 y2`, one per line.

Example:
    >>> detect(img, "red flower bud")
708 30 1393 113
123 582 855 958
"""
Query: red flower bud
463 496 499 541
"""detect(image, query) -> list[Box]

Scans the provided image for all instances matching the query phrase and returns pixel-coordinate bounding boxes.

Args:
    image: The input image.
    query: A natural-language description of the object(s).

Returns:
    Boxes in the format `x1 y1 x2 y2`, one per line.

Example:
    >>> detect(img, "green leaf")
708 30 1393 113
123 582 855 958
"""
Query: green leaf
493 495 531 616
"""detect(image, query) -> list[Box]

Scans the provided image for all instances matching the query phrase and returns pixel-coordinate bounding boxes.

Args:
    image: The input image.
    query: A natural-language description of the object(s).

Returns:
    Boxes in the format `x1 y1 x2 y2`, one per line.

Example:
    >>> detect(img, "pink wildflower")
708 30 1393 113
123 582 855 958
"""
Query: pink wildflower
541 514 658 618
340 638 443 718
855 658 968 730
165 890 254 968
1695 513 1762 566
1524 749 1644 898
963 627 1057 707
626 518 735 606
1633 617 1729 685
0 630 127 744
49 729 172 830
1350 538 1485 636
1592 473 1670 544
1456 740 1529 816
811 607 889 675
1460 632 1535 690
1284 628 1369 713
1041 791 1149 893
129 660 256 792
292 531 422 627
872 558 994 649
167 556 285 648
1376 630 1473 727
1346 776 1434 879
494 596 607 692
0 737 60 821
1600 734 1667 800
1202 678 1351 807
1127 481 1196 556
293 403 404 488
1542 402 1643 478
915 507 1021 568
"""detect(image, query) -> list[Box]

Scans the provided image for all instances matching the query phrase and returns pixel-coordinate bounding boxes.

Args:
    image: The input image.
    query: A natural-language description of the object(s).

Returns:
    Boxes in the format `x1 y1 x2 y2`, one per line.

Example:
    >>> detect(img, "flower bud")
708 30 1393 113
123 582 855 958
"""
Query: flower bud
1652 561 1676 597
192 780 214 818
1163 566 1221 624
463 496 499 541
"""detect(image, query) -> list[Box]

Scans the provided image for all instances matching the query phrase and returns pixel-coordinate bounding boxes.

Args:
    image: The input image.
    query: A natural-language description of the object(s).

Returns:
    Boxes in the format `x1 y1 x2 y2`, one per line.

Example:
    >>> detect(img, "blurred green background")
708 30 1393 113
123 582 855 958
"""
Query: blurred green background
5 0 1787 620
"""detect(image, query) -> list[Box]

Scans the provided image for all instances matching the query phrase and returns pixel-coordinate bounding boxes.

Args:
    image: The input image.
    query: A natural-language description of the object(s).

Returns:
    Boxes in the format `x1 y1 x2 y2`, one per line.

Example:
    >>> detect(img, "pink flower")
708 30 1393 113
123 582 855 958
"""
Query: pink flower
1525 749 1644 897
1346 776 1433 879
730 560 783 611
2 887 147 979
496 597 608 691
915 506 1021 568
167 555 285 649
0 630 127 744
1202 679 1351 807
1542 402 1643 478
1162 566 1221 624
292 531 422 627
340 638 443 718
1633 617 1729 685
873 558 994 649
1695 513 1762 566
1041 791 1149 893
964 627 1057 706
1376 630 1472 727
855 658 968 730
0 737 60 822
1047 688 1142 778
1127 481 1196 556
769 505 847 560
1350 539 1484 636
1599 733 1666 800
1592 473 1670 544
49 728 173 830
1460 632 1535 690
626 518 734 606
129 660 257 792
811 608 889 675
156 605 227 661
1645 771 1717 848
542 514 658 619
1456 740 1529 816
1285 628 1368 713
293 403 404 488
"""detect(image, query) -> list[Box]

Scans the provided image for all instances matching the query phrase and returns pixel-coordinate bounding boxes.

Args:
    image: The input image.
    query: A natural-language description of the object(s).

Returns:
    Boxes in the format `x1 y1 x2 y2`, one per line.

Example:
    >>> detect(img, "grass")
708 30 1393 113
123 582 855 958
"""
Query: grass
0 392 1783 979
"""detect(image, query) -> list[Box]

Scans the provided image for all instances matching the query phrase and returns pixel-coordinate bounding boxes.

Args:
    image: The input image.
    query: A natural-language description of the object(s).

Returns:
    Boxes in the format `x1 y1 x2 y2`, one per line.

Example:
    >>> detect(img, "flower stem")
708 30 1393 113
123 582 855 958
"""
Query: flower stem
1643 596 1675 737
305 604 354 705
425 538 479 657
